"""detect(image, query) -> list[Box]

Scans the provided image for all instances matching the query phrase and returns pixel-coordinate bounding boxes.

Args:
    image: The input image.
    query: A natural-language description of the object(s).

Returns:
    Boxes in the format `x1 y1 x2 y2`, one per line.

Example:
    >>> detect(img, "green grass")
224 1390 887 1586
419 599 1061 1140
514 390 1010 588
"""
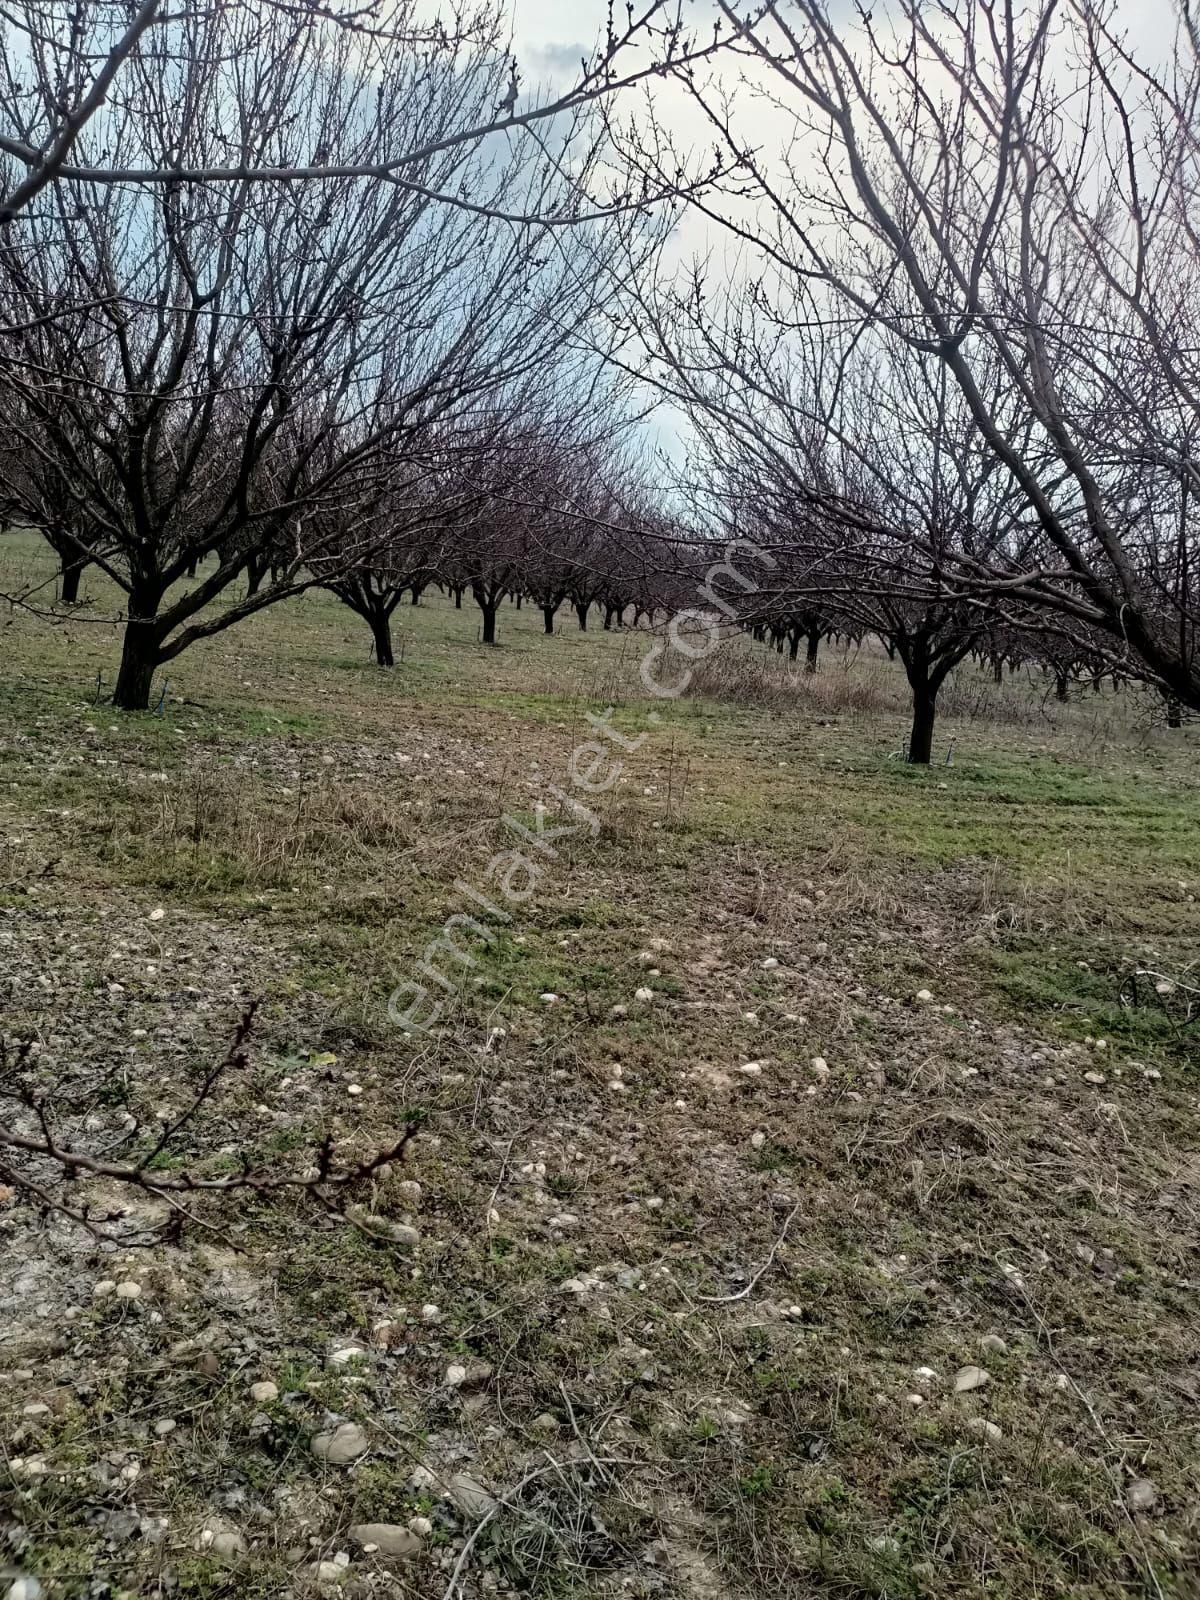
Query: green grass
2 527 1199 1600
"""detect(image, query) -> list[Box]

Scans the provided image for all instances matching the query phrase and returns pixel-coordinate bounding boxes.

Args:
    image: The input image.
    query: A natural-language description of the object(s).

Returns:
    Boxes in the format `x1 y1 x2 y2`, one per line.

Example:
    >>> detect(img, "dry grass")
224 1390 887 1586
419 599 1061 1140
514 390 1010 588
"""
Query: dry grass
1 532 1199 1600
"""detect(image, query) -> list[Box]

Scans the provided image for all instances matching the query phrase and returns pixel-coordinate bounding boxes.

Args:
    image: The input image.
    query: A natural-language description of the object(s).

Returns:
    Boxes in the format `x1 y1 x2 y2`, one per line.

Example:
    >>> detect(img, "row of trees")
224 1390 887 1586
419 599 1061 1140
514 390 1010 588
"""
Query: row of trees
621 0 1200 741
1 0 1196 759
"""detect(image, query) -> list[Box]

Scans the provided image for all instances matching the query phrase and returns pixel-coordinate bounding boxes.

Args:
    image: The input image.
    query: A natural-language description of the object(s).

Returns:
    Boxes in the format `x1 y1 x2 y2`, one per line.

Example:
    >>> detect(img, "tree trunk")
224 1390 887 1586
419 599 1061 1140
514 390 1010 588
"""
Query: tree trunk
788 628 801 661
369 609 395 667
113 618 161 711
1055 671 1069 703
410 583 425 606
908 685 937 765
1165 694 1182 729
515 594 522 611
59 558 84 605
480 600 498 646
542 604 556 635
806 631 820 673
453 586 463 609
604 604 616 630
575 601 589 631
246 565 263 599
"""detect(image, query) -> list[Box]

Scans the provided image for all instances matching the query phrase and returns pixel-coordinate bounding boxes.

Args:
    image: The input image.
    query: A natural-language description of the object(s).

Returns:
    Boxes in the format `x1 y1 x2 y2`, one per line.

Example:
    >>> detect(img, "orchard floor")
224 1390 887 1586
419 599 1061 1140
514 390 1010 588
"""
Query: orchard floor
1 531 1198 1600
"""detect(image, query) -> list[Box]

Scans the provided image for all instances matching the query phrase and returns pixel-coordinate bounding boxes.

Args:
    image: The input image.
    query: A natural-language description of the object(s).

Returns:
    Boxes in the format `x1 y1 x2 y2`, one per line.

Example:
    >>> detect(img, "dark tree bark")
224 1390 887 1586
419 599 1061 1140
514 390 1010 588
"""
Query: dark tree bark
806 630 820 673
1055 671 1070 703
113 616 161 711
59 557 85 605
369 608 395 667
575 600 589 631
453 586 464 609
542 603 557 635
908 682 938 765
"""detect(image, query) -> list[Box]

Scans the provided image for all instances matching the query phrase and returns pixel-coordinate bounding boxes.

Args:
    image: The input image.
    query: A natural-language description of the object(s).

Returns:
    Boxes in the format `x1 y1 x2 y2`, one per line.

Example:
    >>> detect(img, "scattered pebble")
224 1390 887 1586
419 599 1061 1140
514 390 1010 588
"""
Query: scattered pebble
444 1471 498 1522
979 1334 1008 1354
115 1280 142 1301
954 1365 990 1393
311 1422 369 1466
634 987 654 1002
1126 1478 1158 1513
348 1523 422 1558
966 1417 1003 1443
249 1381 278 1404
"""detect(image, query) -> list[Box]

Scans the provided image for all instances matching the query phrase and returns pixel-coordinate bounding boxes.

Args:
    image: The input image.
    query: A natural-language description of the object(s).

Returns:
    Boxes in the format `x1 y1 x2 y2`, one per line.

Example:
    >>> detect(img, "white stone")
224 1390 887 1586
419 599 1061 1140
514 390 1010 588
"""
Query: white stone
115 1279 142 1300
915 989 934 1003
761 957 780 970
445 1364 467 1387
249 1381 278 1404
1126 1478 1157 1513
750 1131 766 1149
634 987 654 1002
311 1421 369 1465
348 1522 421 1557
966 1417 1003 1442
811 1056 829 1076
954 1365 990 1393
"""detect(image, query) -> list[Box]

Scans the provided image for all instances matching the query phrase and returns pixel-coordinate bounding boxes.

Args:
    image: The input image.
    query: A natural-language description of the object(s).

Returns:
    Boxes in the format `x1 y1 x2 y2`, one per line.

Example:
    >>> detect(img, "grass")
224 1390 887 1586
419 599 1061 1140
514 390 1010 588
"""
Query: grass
1 527 1198 1599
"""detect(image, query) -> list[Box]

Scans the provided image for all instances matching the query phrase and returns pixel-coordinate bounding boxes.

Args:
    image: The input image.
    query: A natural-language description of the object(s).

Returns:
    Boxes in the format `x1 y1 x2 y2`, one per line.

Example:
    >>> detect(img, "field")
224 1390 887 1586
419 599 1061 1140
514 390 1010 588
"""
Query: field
1 529 1198 1600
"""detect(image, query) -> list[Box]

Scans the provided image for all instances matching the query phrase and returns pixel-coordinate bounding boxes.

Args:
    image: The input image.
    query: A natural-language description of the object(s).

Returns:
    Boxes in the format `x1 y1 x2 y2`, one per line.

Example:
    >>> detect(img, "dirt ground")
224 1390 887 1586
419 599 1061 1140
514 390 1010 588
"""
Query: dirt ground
1 533 1198 1599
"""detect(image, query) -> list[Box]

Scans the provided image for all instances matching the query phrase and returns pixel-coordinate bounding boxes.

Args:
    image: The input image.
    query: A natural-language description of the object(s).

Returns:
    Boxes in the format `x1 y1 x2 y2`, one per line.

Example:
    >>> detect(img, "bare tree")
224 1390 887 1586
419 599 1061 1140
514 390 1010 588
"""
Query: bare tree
0 0 728 227
627 0 1200 710
0 1 650 707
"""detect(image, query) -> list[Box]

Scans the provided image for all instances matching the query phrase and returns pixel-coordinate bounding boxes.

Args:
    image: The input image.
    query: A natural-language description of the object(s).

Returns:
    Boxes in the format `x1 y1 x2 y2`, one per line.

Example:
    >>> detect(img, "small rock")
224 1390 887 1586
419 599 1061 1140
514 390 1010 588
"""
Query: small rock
6 1579 43 1600
954 1366 990 1393
115 1280 142 1300
312 1561 347 1585
210 1530 247 1565
348 1523 422 1558
395 1179 422 1208
445 1471 498 1522
750 1131 766 1149
93 1279 117 1297
966 1418 1002 1443
810 1056 829 1076
390 1224 420 1247
311 1421 369 1466
634 987 654 1002
531 1412 559 1435
445 1363 468 1388
249 1381 278 1404
539 992 558 1004
738 1060 766 1077
409 1515 434 1536
761 957 780 970
328 1344 369 1367
153 1418 177 1438
148 907 166 922
1083 1070 1106 1085
1126 1478 1158 1513
979 1335 1008 1355
915 989 934 1003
